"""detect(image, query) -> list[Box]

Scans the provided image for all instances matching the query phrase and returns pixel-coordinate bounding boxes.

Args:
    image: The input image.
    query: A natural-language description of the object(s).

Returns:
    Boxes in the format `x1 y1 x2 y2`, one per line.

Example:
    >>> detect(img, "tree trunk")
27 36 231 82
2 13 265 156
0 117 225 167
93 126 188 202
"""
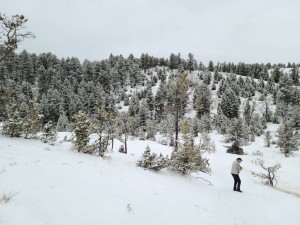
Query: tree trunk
175 106 179 151
124 133 128 154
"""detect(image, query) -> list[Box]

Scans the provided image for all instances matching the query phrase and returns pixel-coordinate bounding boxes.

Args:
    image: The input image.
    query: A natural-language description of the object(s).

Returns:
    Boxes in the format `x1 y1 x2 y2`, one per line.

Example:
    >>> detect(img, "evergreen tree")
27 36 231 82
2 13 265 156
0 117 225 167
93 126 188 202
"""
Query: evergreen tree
56 112 69 131
203 71 212 85
73 110 90 152
90 108 111 157
187 53 196 73
23 101 41 138
220 87 240 119
290 66 299 86
168 120 210 175
226 118 247 155
208 60 214 72
145 119 156 140
3 107 23 137
200 132 215 154
137 146 168 171
40 120 57 145
166 73 189 151
271 67 282 83
276 122 299 157
264 130 272 147
195 84 212 119
249 113 265 136
243 100 251 126
199 114 212 133
290 105 300 129
213 70 219 84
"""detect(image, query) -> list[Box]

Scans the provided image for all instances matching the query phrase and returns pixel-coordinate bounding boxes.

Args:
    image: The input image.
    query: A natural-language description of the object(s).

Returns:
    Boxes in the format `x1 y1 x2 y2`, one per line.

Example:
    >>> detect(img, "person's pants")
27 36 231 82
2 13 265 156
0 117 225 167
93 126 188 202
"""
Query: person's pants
231 173 241 190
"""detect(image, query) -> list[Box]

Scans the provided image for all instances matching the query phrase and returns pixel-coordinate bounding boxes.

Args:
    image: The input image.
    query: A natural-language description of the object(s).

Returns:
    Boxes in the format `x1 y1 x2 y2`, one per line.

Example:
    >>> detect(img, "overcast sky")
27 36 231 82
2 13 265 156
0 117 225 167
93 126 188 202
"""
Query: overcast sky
2 0 300 64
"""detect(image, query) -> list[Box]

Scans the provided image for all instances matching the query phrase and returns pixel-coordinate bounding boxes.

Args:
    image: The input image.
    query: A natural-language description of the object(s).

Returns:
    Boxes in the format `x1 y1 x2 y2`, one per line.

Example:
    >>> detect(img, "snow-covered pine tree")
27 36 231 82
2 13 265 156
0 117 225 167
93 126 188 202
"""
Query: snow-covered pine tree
249 113 265 136
290 105 300 129
137 146 168 171
169 120 210 175
243 99 251 126
146 119 156 140
276 122 299 157
2 107 23 137
195 84 212 119
271 67 282 83
73 110 90 153
40 120 57 145
19 101 29 118
199 114 212 133
226 117 247 155
23 101 42 138
166 73 189 151
290 66 299 86
116 112 130 154
56 112 69 131
187 53 196 73
90 108 111 157
203 71 212 85
264 130 272 147
213 70 219 84
200 132 215 154
220 87 240 119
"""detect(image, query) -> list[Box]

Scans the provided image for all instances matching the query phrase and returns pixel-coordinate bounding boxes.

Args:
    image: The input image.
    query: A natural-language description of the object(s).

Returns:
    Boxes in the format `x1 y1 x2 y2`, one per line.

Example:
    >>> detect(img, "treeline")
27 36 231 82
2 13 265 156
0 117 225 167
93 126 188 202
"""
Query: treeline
0 50 300 157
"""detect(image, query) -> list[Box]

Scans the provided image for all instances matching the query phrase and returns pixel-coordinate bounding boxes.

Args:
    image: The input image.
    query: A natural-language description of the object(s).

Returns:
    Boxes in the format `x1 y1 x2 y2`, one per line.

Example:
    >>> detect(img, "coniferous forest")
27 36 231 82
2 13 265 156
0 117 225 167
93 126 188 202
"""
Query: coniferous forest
1 13 299 170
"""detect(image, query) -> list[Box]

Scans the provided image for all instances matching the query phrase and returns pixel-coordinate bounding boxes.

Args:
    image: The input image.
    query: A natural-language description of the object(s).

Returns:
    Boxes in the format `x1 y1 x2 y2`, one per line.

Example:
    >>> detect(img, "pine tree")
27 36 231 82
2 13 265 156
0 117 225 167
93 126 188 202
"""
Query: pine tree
200 132 215 154
264 130 272 147
199 114 212 133
90 108 111 157
220 87 240 119
272 67 282 83
23 101 41 138
226 118 247 155
3 107 23 137
137 146 168 171
146 119 156 140
195 84 212 119
203 71 212 85
213 70 219 84
290 66 299 86
138 99 148 130
56 112 69 131
276 122 299 157
208 60 214 72
290 105 300 129
168 120 210 175
73 110 90 152
187 53 196 73
249 113 265 136
40 120 57 145
166 73 189 151
243 100 251 126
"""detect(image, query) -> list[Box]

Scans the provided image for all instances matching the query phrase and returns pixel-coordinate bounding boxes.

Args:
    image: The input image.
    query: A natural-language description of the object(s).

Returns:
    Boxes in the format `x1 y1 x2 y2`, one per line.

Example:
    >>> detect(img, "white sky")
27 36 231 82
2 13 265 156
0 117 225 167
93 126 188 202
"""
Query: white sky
2 0 300 64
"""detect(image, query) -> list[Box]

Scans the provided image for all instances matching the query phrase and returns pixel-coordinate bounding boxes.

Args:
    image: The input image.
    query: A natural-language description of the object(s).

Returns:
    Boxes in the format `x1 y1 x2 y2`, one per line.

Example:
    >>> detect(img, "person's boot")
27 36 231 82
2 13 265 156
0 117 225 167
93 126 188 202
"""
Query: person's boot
236 189 243 193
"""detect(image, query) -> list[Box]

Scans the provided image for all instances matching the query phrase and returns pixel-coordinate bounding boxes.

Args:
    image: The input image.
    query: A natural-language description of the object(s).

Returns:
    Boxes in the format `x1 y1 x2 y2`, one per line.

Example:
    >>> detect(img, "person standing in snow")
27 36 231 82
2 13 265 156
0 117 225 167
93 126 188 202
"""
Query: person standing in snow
231 158 243 192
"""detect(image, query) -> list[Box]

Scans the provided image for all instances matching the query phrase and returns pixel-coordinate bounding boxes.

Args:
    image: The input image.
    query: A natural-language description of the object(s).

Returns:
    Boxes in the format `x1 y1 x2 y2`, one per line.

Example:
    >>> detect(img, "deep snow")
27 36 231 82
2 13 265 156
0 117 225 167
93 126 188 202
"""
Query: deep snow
0 125 300 225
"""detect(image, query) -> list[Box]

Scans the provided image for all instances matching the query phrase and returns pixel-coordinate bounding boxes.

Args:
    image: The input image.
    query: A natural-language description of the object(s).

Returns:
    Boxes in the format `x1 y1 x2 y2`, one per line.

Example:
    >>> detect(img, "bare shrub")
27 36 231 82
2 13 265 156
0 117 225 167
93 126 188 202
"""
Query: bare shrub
252 150 264 156
0 192 16 204
251 158 281 187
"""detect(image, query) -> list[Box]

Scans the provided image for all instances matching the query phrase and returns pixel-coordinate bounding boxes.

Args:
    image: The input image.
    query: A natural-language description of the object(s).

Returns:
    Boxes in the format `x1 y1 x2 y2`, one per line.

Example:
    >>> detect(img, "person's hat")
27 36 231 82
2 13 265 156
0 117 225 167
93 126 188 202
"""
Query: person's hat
236 158 243 161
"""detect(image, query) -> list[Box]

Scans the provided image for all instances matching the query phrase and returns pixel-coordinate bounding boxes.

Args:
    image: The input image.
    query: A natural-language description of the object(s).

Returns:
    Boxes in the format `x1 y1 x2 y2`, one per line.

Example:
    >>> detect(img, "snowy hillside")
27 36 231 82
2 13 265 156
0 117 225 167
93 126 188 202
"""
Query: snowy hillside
1 124 300 225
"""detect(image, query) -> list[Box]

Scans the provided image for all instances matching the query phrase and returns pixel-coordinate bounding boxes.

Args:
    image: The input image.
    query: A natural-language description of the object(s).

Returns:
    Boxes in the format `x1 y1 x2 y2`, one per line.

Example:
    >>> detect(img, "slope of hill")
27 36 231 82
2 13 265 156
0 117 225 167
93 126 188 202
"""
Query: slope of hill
1 125 299 225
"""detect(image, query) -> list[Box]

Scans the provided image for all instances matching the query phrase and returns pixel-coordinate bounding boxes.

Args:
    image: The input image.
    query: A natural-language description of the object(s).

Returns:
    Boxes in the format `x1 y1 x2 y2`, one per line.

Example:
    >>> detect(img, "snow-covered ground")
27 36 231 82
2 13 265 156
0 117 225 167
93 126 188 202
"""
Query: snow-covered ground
0 125 300 225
